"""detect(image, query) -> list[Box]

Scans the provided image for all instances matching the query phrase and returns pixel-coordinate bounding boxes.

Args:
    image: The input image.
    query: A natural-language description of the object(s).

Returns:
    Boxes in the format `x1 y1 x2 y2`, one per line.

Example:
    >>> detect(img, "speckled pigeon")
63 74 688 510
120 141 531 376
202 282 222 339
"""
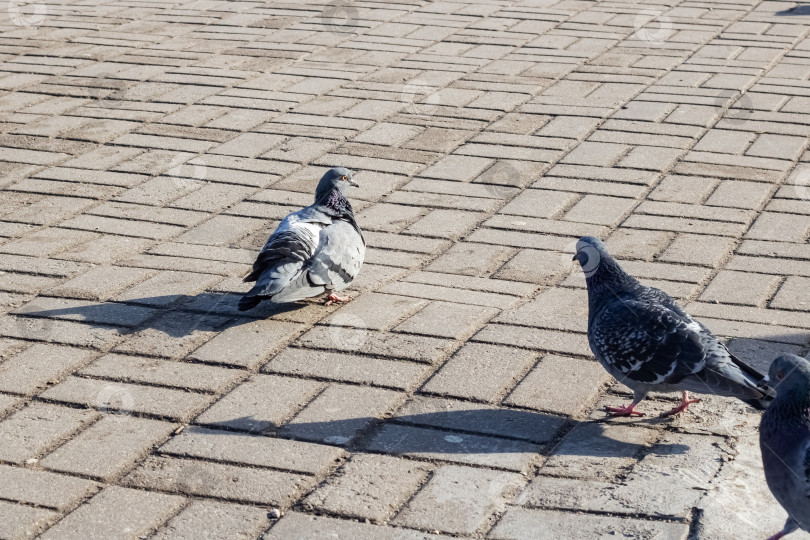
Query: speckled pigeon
238 167 365 311
573 236 772 417
760 354 810 540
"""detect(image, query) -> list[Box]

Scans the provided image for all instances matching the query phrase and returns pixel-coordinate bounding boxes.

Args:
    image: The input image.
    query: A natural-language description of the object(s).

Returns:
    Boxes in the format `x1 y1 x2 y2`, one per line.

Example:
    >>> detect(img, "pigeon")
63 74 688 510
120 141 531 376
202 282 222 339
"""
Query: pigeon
760 354 810 540
238 167 365 311
573 236 773 417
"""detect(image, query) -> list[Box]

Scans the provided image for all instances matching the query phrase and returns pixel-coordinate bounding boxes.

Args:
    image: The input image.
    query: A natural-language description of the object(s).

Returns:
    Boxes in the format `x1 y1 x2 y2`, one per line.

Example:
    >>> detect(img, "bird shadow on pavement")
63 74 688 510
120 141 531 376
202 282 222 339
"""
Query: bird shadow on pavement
10 291 308 338
775 4 810 15
193 410 690 458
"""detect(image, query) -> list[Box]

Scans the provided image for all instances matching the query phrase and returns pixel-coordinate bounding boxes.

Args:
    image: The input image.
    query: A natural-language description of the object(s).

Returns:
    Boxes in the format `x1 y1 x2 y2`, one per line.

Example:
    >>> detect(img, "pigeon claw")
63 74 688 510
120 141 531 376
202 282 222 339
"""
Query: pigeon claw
661 392 701 417
604 404 645 417
325 293 351 306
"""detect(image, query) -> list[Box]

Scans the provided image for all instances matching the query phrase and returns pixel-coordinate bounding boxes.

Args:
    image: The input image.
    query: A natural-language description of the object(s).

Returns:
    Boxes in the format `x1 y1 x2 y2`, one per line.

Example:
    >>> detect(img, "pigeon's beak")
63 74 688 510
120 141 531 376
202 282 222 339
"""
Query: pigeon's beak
349 179 359 187
572 251 584 263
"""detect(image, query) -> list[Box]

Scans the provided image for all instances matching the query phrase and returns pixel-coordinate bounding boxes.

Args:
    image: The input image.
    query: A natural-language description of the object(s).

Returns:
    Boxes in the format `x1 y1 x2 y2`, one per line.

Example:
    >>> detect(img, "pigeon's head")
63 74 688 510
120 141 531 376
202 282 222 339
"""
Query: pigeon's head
316 167 358 199
765 354 810 397
572 236 609 278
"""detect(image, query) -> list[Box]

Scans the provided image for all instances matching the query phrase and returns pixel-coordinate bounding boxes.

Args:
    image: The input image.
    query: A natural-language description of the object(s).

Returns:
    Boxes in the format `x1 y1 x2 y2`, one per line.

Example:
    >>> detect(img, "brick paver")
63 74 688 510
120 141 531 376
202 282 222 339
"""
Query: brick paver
1 0 810 539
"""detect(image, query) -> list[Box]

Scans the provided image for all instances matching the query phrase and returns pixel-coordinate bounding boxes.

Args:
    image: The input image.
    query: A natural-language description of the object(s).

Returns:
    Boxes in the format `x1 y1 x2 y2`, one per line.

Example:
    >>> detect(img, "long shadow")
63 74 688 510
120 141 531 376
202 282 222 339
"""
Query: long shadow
191 410 689 459
775 4 810 15
11 291 306 338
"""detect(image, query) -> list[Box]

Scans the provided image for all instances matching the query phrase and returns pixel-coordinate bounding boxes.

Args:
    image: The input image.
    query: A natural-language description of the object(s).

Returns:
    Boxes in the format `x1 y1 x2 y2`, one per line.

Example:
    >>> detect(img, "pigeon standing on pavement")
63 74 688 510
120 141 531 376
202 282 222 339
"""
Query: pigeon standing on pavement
238 167 365 311
573 236 773 417
760 354 810 540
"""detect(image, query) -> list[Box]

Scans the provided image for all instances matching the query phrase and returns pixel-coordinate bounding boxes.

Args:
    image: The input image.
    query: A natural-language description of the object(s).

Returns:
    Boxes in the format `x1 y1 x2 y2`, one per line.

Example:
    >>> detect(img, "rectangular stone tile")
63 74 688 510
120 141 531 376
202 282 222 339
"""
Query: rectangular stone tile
152 501 270 540
40 415 176 481
190 319 304 369
40 377 212 421
304 454 431 522
393 465 525 535
112 271 222 306
123 455 312 506
14 297 158 328
265 512 451 540
0 500 58 540
195 374 323 433
45 266 157 301
111 311 231 359
421 342 537 403
0 344 95 395
473 324 591 356
700 270 781 307
39 486 185 540
0 464 99 510
295 326 455 364
394 301 499 339
79 354 244 393
380 281 521 309
505 355 612 418
540 421 658 481
426 242 517 277
160 426 344 475
363 423 541 473
490 507 689 540
396 396 566 445
0 402 97 464
281 384 405 445
323 293 429 332
264 348 429 390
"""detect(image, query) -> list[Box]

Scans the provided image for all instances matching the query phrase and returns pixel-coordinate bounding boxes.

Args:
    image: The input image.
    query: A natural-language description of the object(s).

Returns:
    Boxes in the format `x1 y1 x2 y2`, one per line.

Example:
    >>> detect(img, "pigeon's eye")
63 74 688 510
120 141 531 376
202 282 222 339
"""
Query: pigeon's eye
777 370 785 380
341 176 347 181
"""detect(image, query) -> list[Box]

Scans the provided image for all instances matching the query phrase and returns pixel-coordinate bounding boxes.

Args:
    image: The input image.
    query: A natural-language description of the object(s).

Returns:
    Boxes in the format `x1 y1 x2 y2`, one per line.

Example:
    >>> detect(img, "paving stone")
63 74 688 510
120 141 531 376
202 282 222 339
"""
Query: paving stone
152 500 270 540
0 464 99 510
0 344 95 395
123 455 312 506
649 175 718 204
39 486 185 540
396 396 566 445
295 325 455 364
281 383 404 445
393 465 525 535
505 355 612 418
700 270 780 306
0 499 59 539
540 422 658 481
364 422 542 473
160 425 344 475
421 343 536 403
79 353 243 393
0 402 97 464
40 415 176 481
490 507 690 540
111 310 231 359
190 319 304 369
322 293 429 332
658 234 736 267
40 377 212 421
265 348 429 390
426 242 517 277
195 375 323 433
304 454 430 521
394 301 498 339
264 512 450 540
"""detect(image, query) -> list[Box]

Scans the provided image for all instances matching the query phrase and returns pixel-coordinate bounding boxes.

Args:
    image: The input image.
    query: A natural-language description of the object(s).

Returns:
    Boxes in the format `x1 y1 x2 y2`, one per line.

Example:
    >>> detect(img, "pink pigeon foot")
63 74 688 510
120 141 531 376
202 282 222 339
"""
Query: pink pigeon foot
604 403 645 417
662 391 700 417
325 293 351 306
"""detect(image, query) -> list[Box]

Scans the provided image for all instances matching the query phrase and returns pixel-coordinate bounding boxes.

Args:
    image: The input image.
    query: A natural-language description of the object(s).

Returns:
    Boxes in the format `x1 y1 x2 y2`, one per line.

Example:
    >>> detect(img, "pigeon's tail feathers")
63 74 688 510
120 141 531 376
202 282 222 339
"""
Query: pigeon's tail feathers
237 295 262 311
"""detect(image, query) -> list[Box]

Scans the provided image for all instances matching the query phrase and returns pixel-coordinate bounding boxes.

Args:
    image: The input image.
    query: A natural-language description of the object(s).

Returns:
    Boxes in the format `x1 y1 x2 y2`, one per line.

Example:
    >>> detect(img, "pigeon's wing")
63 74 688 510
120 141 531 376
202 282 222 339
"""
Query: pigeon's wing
590 298 707 385
239 211 329 309
243 209 329 283
307 219 365 291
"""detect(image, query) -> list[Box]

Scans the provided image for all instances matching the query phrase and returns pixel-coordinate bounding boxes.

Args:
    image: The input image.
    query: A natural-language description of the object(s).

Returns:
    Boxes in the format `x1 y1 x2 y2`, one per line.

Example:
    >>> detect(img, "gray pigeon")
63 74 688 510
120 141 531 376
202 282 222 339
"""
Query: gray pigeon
760 354 810 540
238 167 365 311
573 236 772 417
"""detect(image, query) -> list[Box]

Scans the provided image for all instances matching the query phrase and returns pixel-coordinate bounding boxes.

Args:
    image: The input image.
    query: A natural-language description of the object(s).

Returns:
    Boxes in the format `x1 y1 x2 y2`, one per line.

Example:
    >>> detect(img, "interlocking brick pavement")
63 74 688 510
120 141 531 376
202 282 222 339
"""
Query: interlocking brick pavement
1 0 810 538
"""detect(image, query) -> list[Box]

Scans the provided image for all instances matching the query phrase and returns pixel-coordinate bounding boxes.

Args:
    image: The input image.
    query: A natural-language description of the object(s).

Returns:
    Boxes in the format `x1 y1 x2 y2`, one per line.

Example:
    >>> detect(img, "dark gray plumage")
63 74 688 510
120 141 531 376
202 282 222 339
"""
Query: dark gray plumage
573 236 772 417
760 354 810 540
238 167 365 311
